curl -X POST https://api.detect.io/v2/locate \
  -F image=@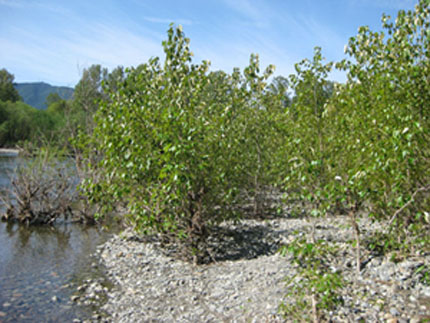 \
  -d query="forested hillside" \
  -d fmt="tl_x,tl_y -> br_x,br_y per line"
14,82 -> 74,110
0,65 -> 118,148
